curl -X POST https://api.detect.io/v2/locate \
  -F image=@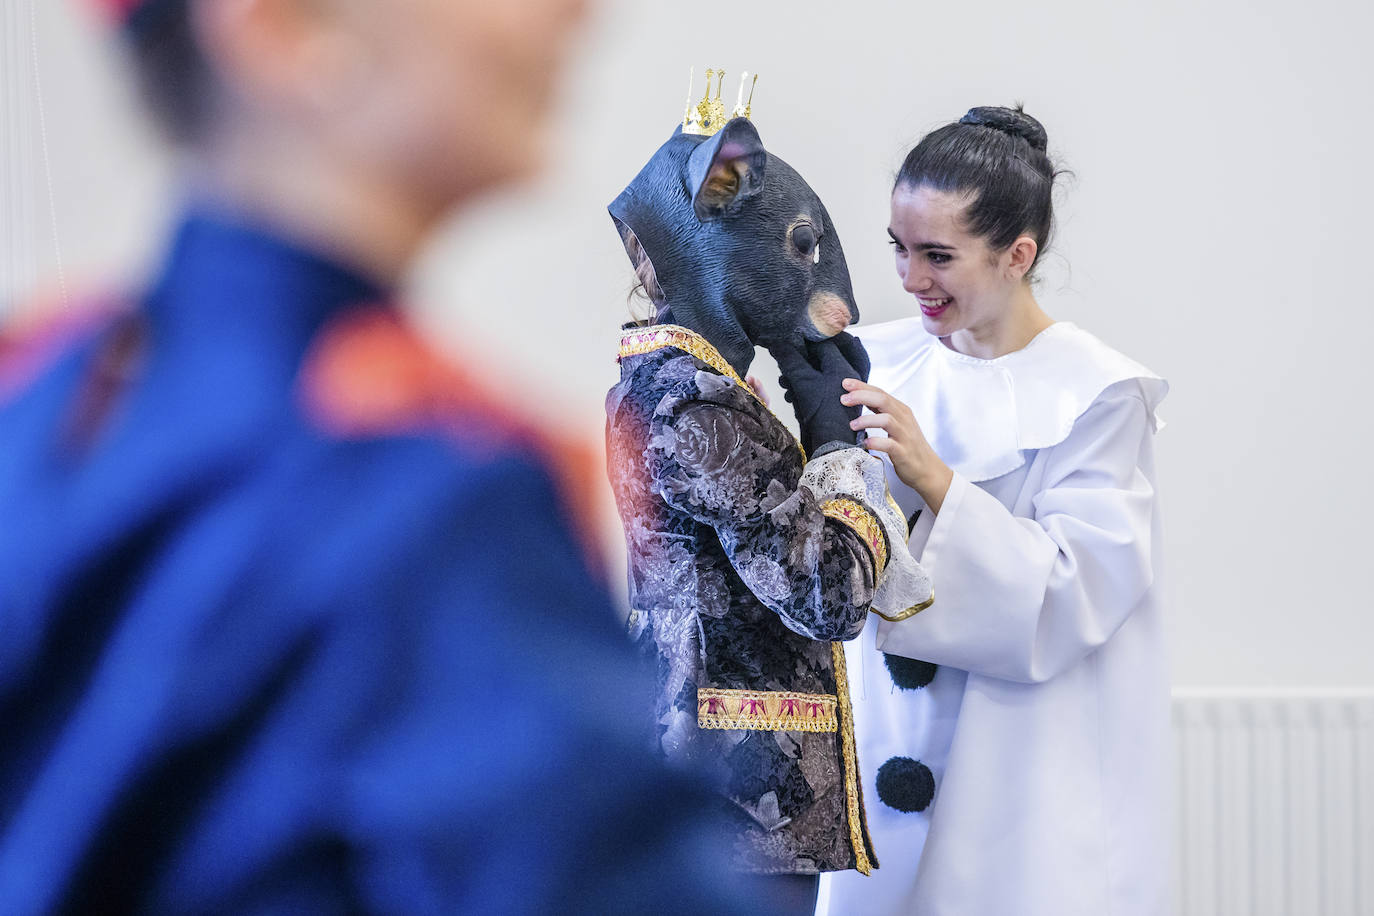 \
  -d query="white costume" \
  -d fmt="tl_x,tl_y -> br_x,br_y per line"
818,320 -> 1170,916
